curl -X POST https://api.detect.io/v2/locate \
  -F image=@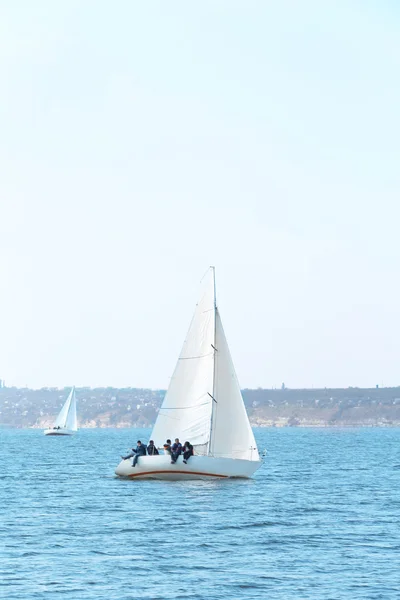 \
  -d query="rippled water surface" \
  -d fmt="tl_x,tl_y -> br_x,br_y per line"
1,427 -> 400,599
